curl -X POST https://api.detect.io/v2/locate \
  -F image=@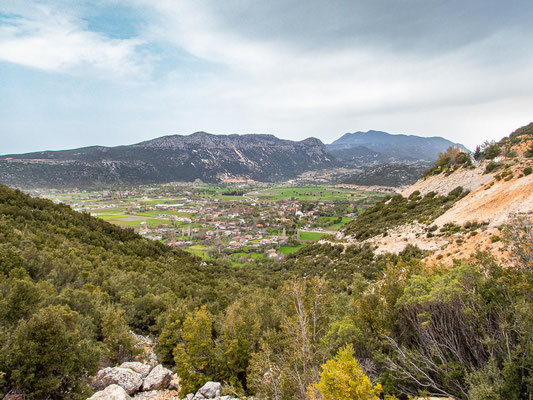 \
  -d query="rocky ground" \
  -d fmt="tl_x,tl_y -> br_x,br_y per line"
340,155 -> 533,266
89,362 -> 240,400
